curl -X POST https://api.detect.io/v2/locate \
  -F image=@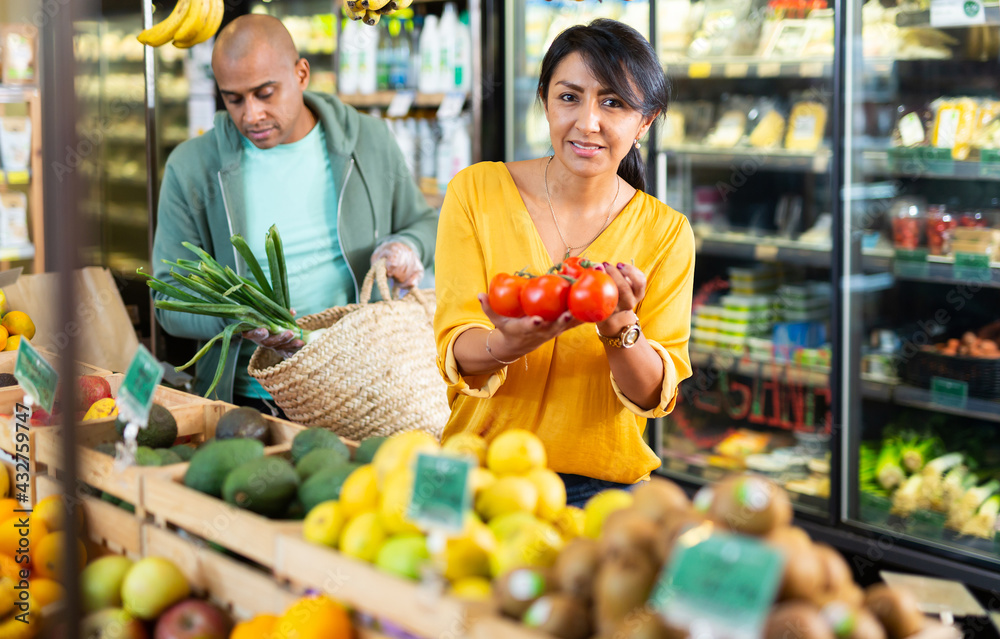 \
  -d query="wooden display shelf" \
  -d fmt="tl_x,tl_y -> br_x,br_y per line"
276,533 -> 492,639
103,373 -> 215,410
339,90 -> 448,109
36,473 -> 143,558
